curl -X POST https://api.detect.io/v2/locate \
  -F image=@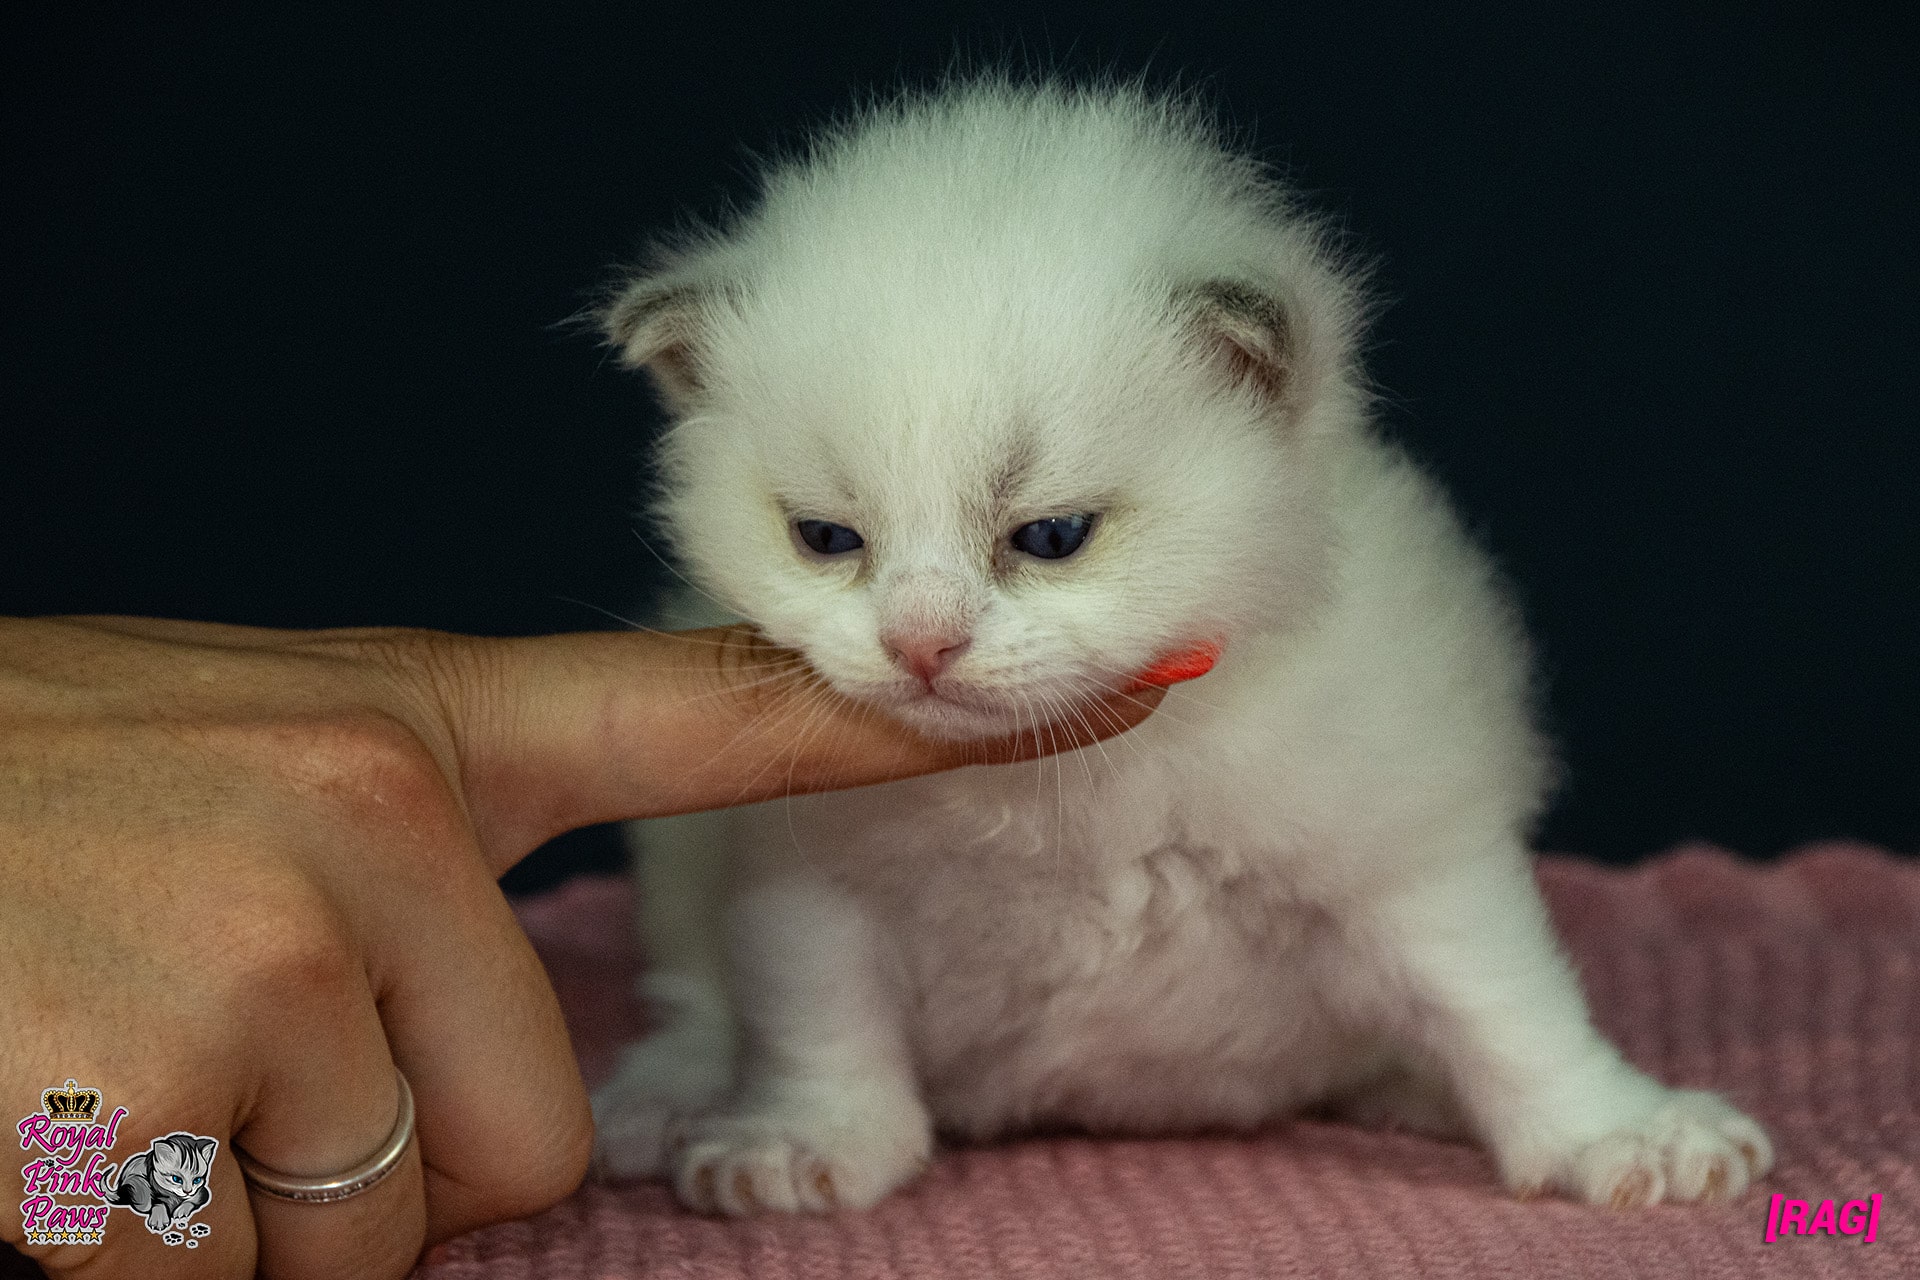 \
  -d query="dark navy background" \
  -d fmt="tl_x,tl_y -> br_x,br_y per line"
3,4 -> 1913,889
